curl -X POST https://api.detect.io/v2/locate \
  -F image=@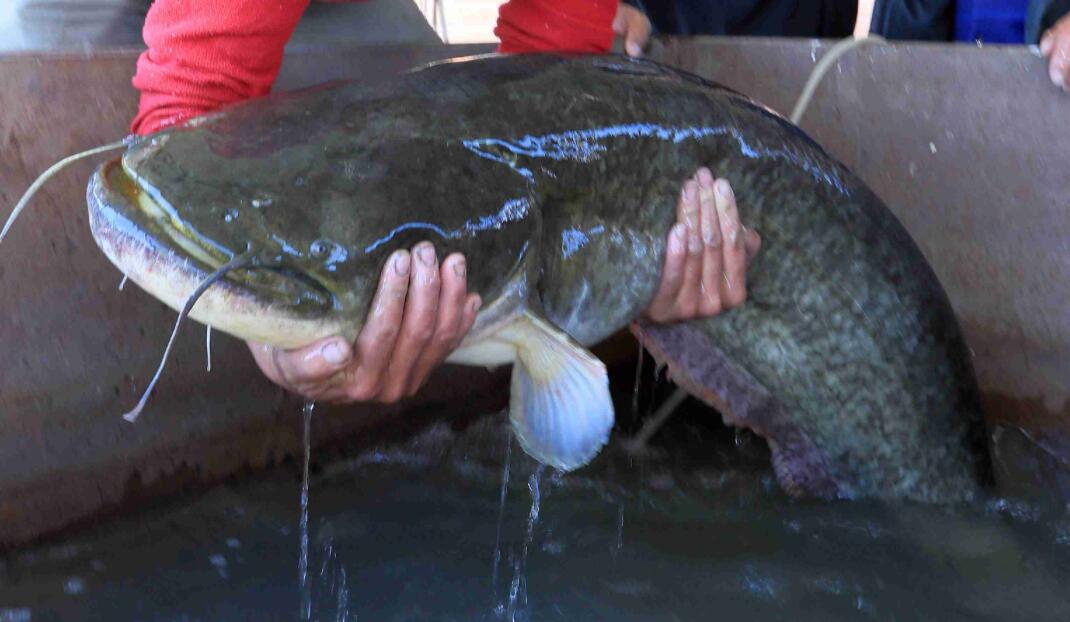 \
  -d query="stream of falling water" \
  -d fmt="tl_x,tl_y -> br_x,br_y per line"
490,436 -> 513,615
614,503 -> 625,559
632,329 -> 645,417
506,466 -> 544,621
299,400 -> 315,621
205,326 -> 213,372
